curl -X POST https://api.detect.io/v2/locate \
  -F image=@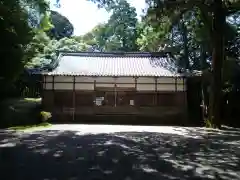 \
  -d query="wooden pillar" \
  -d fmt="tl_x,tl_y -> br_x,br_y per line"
175,77 -> 177,92
134,77 -> 138,106
182,77 -> 188,123
52,76 -> 55,111
183,77 -> 185,91
155,77 -> 158,106
43,75 -> 46,89
40,75 -> 46,109
114,77 -> 117,107
72,76 -> 76,121
93,79 -> 96,106
42,75 -> 46,108
183,77 -> 187,107
134,77 -> 138,90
